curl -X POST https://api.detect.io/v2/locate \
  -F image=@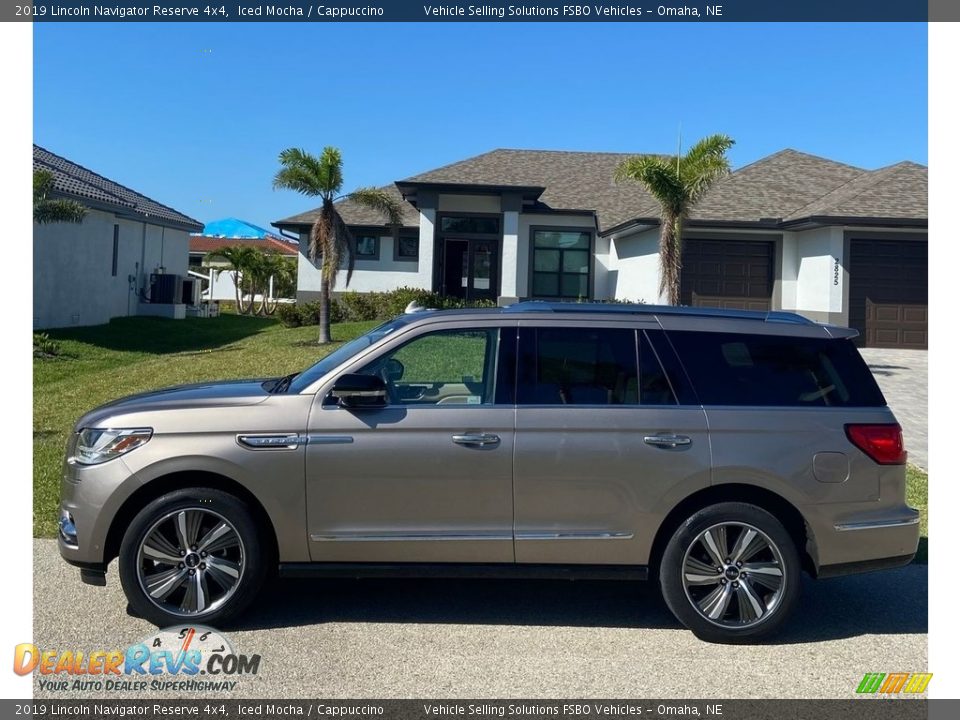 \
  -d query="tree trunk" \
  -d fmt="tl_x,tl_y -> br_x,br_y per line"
233,271 -> 243,313
658,213 -> 684,306
318,275 -> 332,344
